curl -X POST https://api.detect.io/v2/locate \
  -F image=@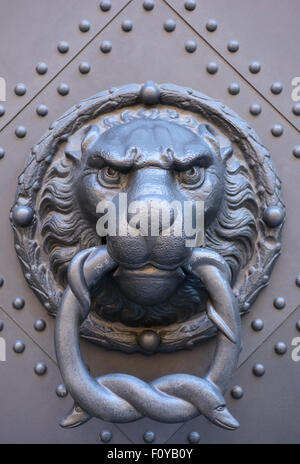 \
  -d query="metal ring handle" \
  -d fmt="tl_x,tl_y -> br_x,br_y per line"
55,246 -> 241,429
